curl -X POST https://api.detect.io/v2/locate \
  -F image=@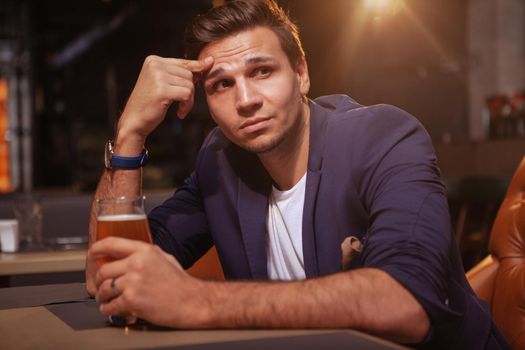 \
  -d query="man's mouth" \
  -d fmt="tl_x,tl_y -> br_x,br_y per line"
239,117 -> 271,133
